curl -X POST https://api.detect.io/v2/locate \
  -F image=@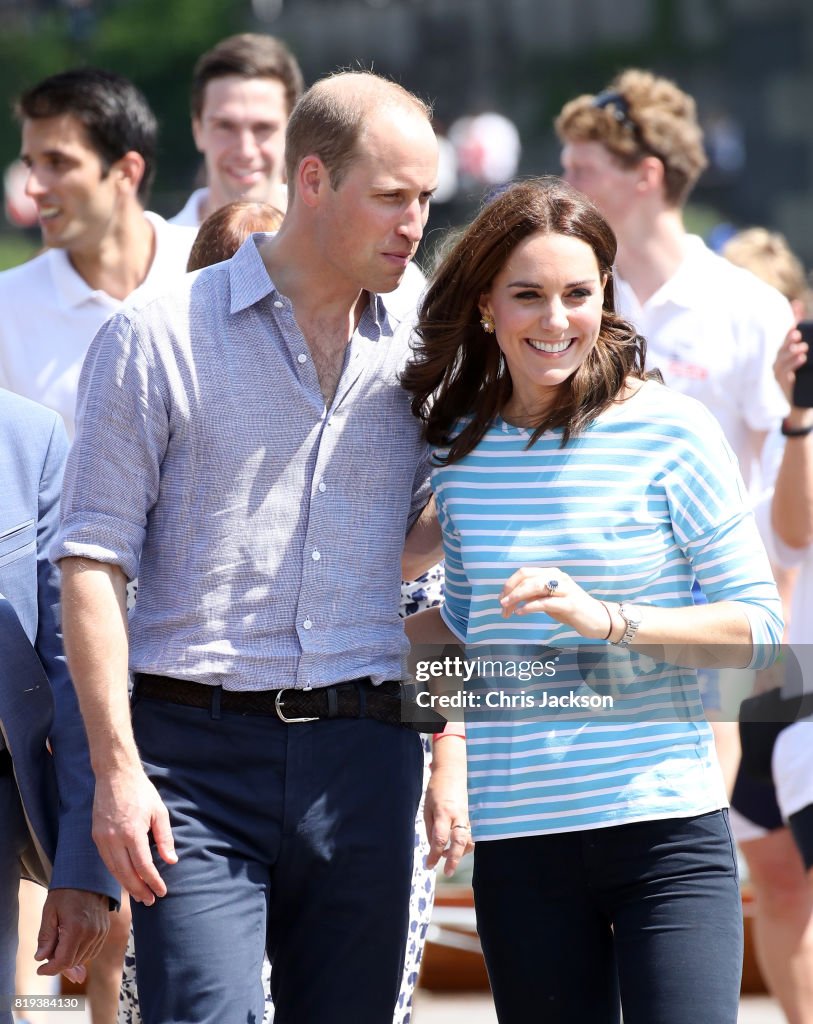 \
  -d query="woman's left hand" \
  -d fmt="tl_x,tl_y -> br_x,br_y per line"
499,567 -> 612,640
